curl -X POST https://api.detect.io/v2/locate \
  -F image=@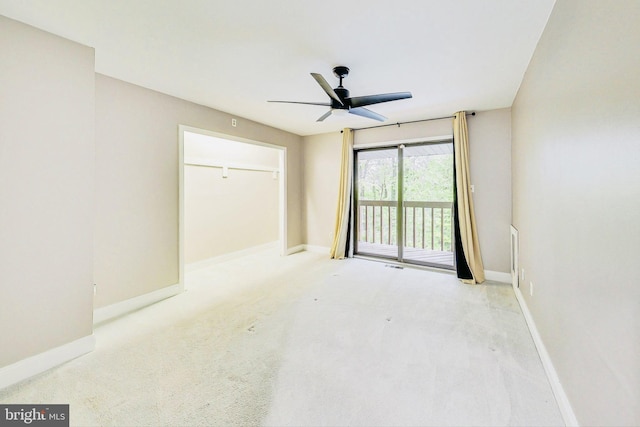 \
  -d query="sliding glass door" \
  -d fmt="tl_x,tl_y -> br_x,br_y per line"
354,142 -> 455,269
401,143 -> 455,267
354,148 -> 399,259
